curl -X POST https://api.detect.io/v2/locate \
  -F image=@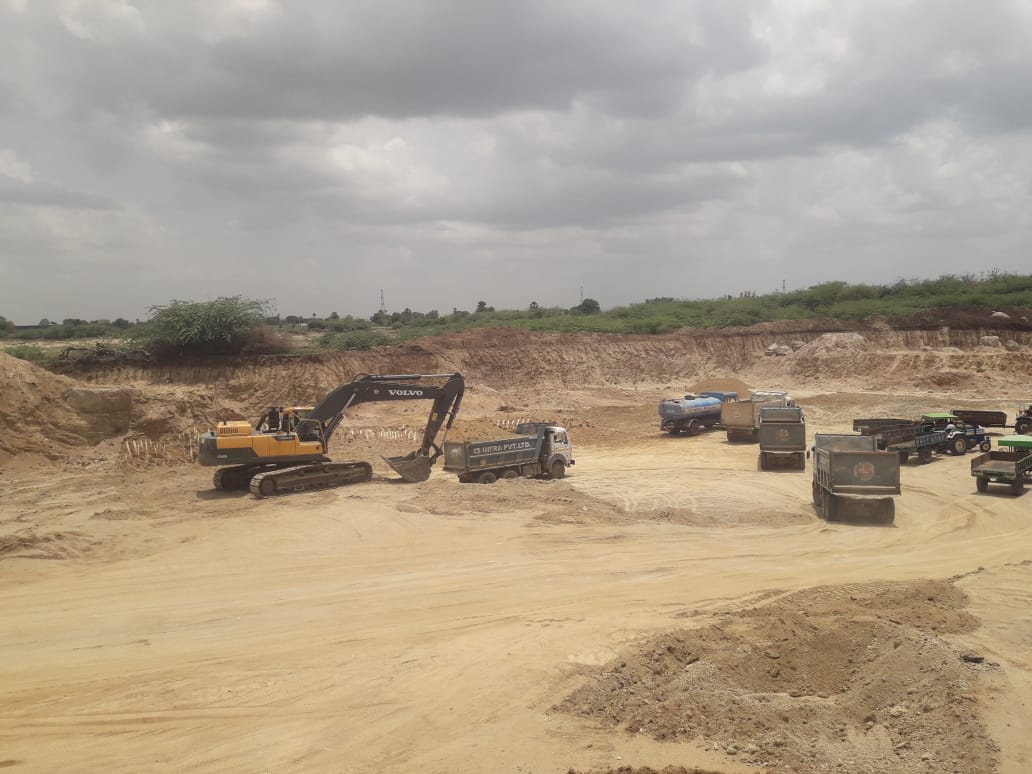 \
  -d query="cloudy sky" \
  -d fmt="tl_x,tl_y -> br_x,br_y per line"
2,0 -> 1032,323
